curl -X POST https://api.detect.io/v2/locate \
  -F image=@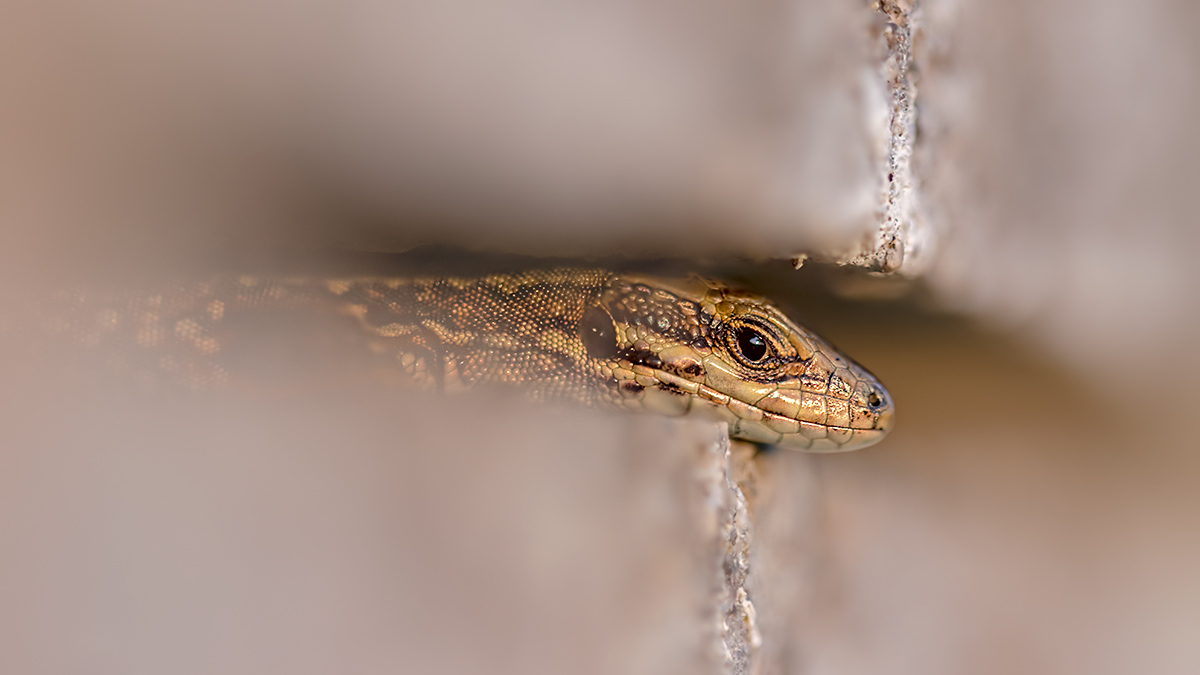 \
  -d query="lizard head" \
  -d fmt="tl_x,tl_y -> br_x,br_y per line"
584,274 -> 894,452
